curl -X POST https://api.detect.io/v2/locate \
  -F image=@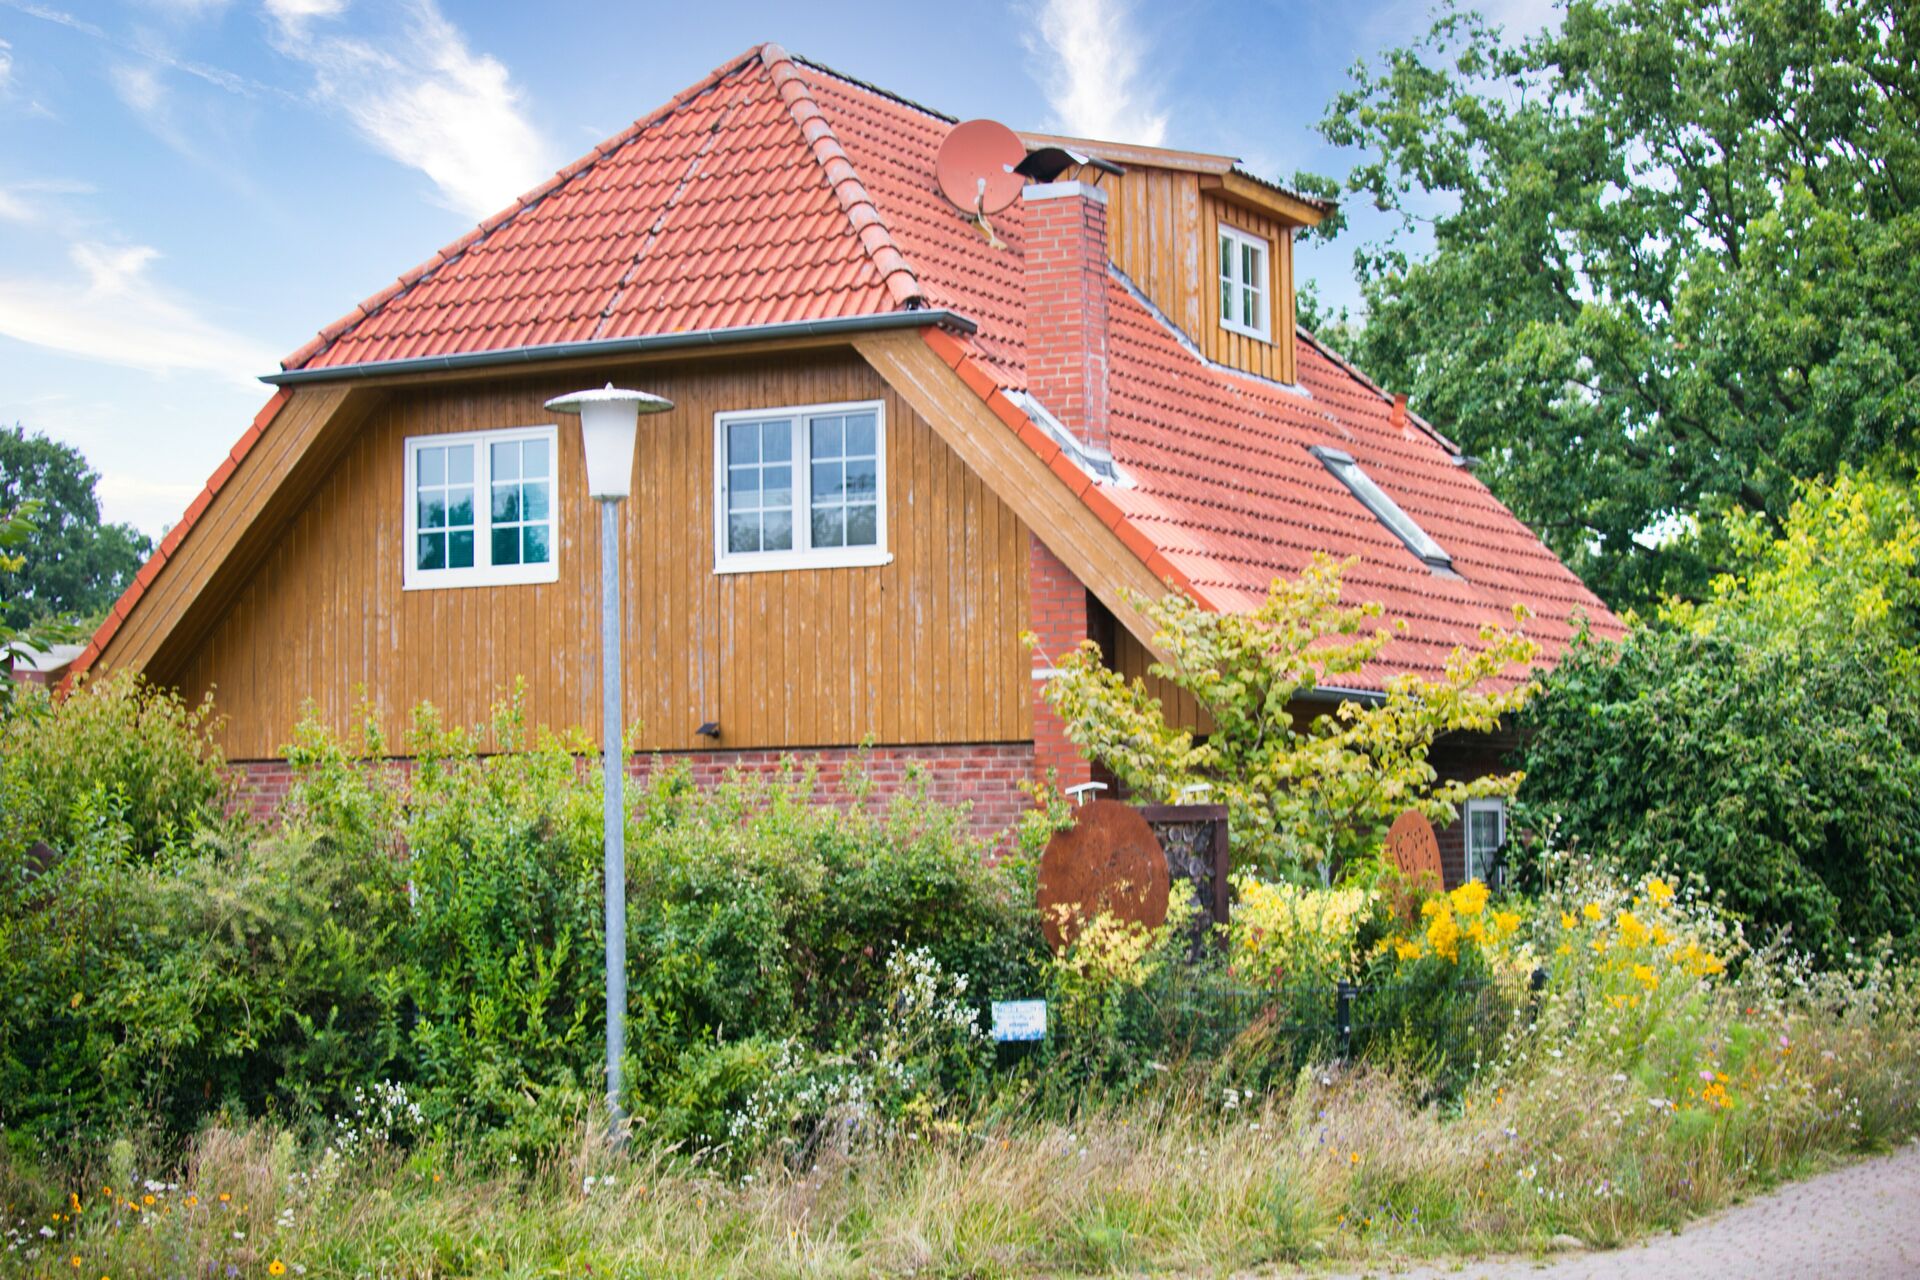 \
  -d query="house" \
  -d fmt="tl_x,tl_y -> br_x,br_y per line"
69,44 -> 1622,883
